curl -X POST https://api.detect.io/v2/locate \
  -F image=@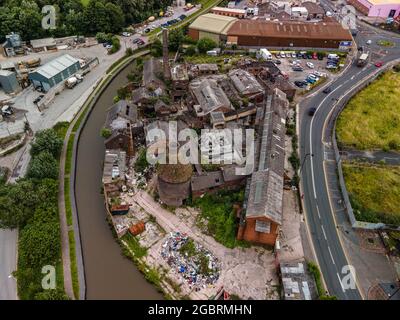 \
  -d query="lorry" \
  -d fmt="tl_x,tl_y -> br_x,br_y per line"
65,76 -> 78,89
357,52 -> 369,67
258,48 -> 272,61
